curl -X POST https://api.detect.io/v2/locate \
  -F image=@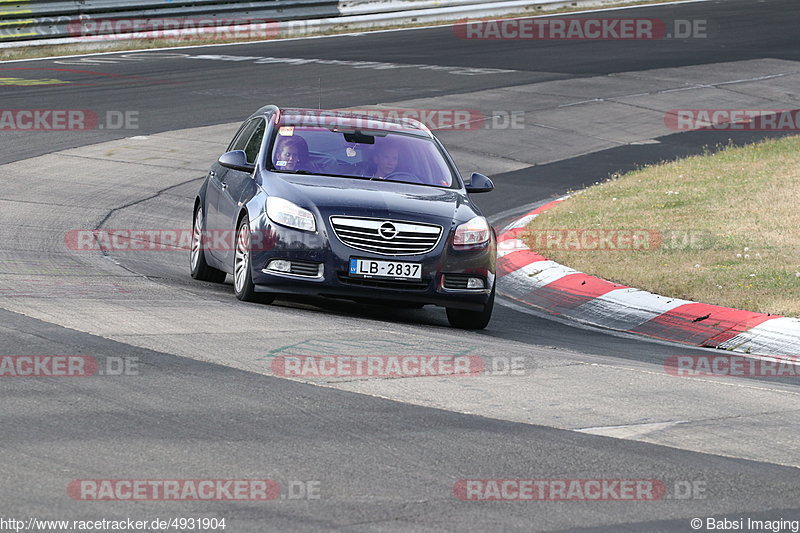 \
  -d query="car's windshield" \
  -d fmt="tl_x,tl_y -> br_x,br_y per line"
267,125 -> 458,188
